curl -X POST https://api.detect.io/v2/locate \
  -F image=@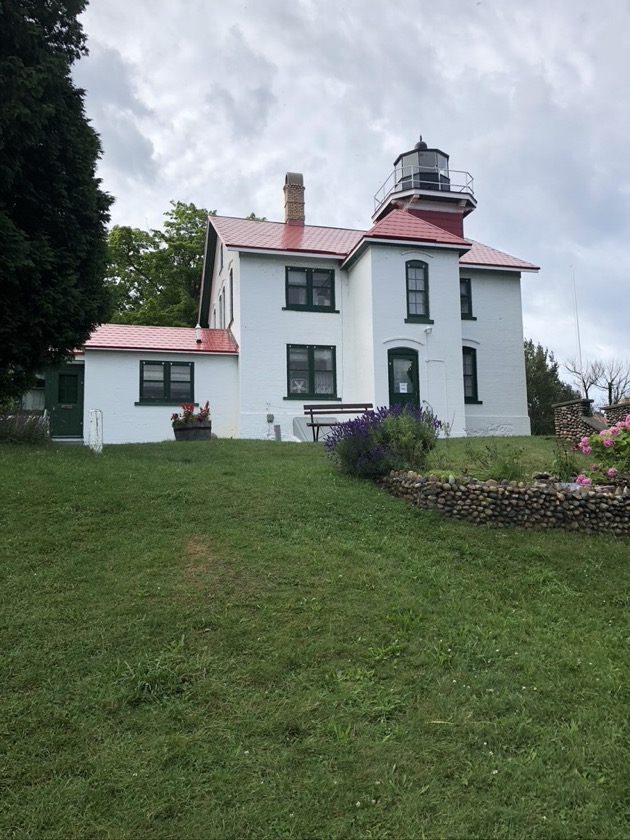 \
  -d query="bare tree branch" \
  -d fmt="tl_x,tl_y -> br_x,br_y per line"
563,358 -> 604,399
